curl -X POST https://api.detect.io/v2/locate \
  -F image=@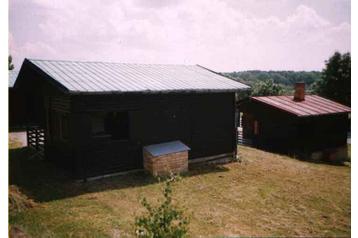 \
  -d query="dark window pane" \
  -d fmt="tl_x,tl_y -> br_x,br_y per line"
91,111 -> 129,140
